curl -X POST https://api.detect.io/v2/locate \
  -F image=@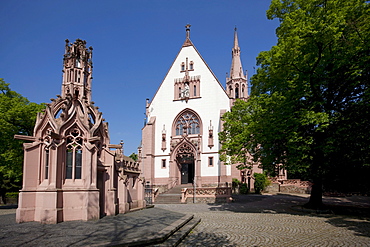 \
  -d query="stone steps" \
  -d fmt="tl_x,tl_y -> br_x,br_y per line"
154,184 -> 192,204
154,194 -> 182,204
152,216 -> 201,246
